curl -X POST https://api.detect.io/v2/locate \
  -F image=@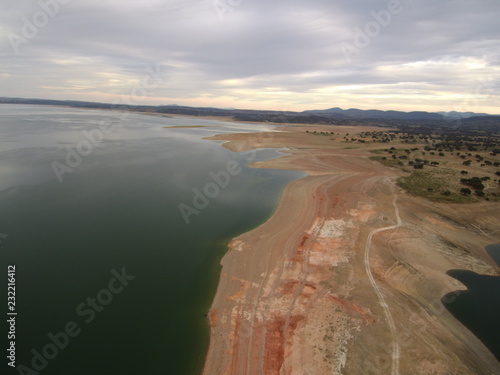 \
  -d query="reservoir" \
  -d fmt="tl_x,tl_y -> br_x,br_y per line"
486,244 -> 500,267
442,245 -> 500,361
0,104 -> 302,374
